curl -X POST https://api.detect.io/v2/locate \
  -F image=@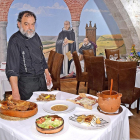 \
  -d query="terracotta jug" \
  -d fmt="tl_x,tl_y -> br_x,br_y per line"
97,90 -> 122,113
